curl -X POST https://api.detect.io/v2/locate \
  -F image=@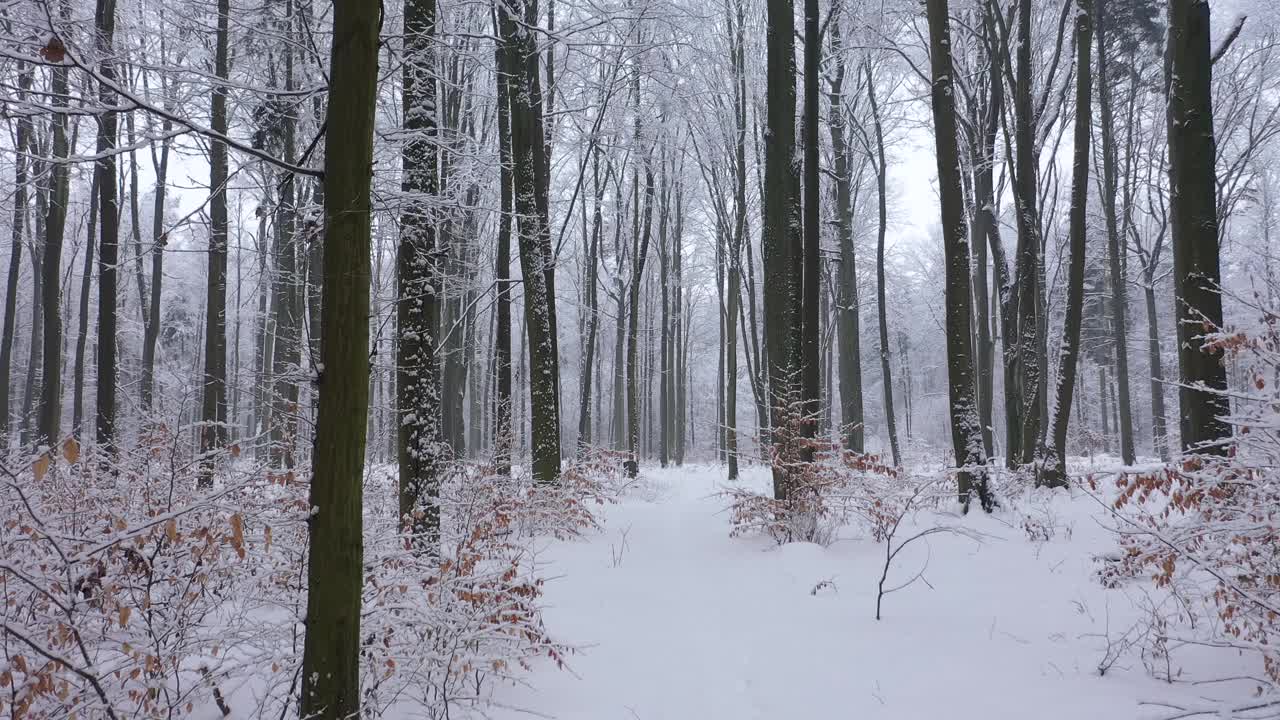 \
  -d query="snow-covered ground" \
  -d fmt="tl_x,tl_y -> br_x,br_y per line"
492,464 -> 1244,719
